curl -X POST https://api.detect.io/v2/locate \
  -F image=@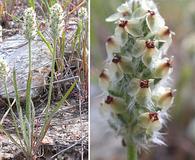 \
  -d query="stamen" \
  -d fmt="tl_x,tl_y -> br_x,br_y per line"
112,55 -> 121,64
145,40 -> 155,49
119,20 -> 128,28
99,69 -> 109,80
140,80 -> 149,88
149,112 -> 159,122
105,96 -> 114,104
